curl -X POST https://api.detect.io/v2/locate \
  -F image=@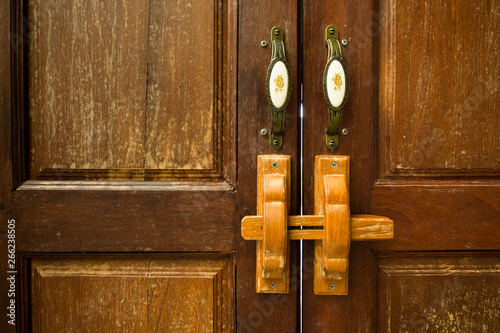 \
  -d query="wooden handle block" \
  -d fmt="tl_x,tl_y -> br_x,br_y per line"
261,174 -> 287,278
241,214 -> 394,240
